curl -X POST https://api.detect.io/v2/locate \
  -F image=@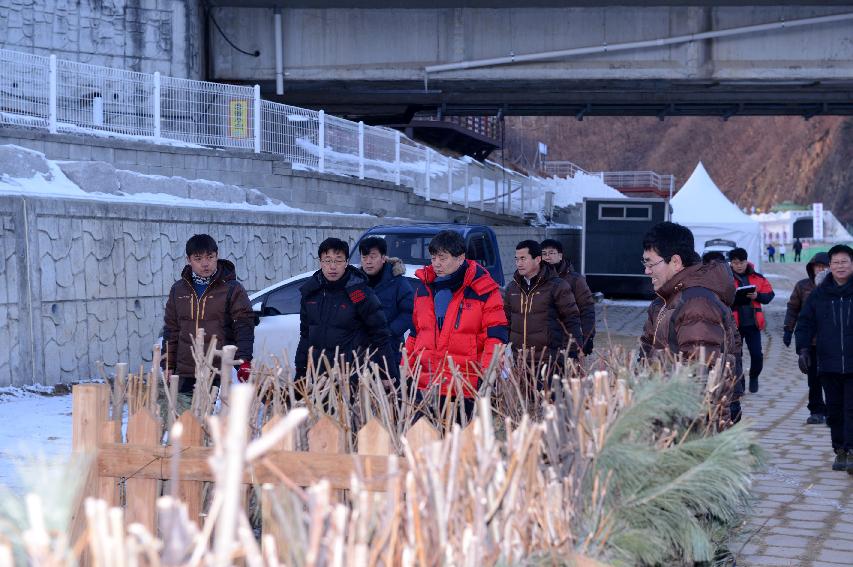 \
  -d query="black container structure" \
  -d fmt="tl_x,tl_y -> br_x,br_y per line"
581,198 -> 668,298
